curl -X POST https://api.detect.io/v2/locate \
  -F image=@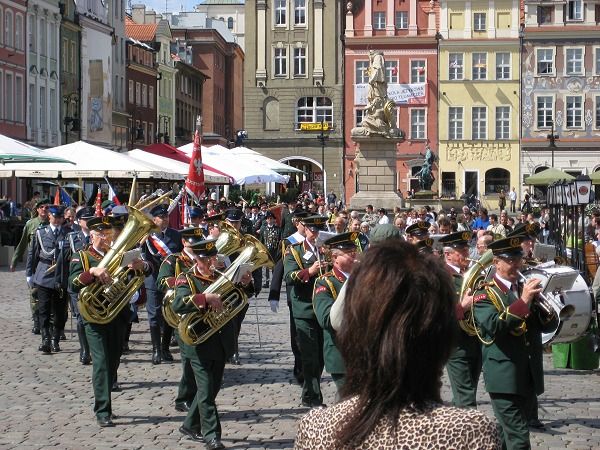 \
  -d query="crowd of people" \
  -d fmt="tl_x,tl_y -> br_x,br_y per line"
10,185 -> 600,449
